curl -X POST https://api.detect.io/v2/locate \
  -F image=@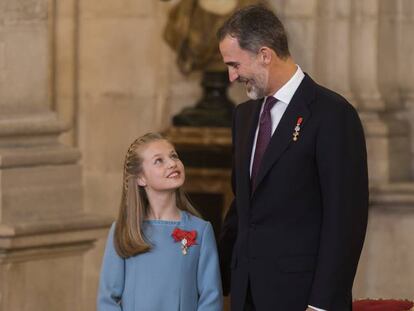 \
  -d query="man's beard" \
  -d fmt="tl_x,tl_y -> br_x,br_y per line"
238,71 -> 267,100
